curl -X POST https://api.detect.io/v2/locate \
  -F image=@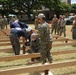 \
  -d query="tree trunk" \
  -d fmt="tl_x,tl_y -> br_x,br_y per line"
27,9 -> 31,21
